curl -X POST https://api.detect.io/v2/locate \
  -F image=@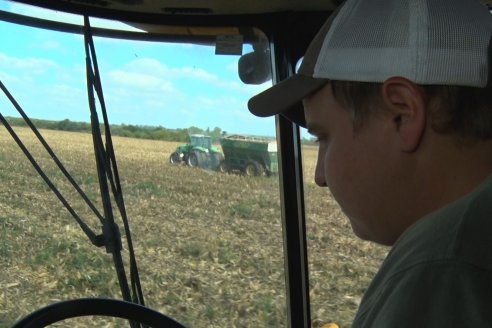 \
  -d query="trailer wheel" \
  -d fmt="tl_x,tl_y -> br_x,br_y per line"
244,160 -> 264,176
169,152 -> 181,164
